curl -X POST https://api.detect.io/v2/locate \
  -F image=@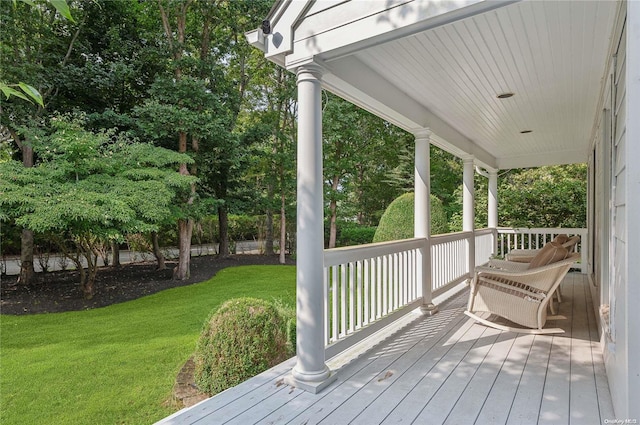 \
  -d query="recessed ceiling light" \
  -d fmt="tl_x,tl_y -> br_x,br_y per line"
497,92 -> 514,99
520,130 -> 532,134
